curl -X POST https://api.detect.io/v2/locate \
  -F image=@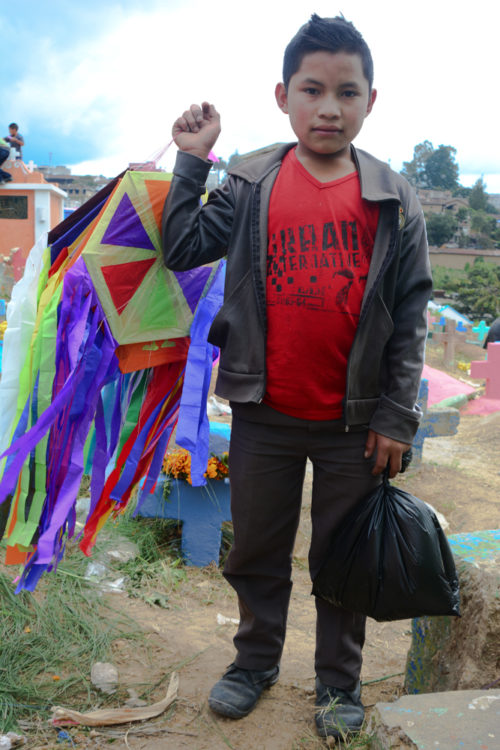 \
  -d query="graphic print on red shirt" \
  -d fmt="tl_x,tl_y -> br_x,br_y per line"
264,149 -> 380,420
